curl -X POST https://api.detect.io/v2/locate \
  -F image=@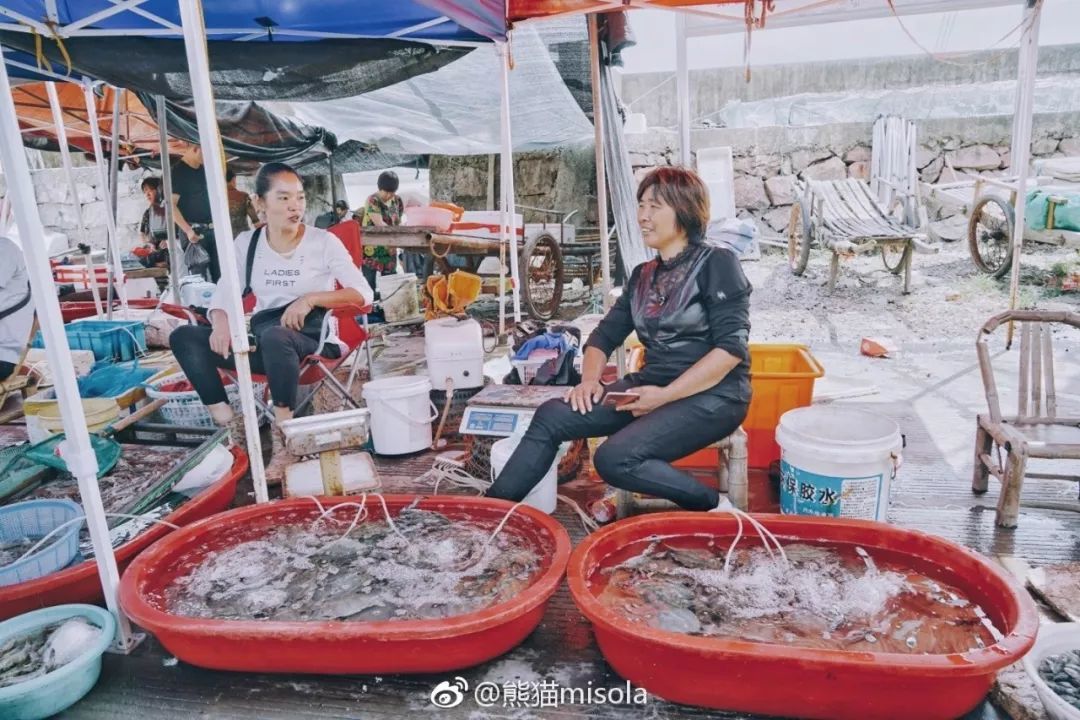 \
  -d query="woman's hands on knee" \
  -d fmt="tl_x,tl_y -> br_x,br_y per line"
565,379 -> 604,414
209,324 -> 232,359
281,296 -> 314,331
